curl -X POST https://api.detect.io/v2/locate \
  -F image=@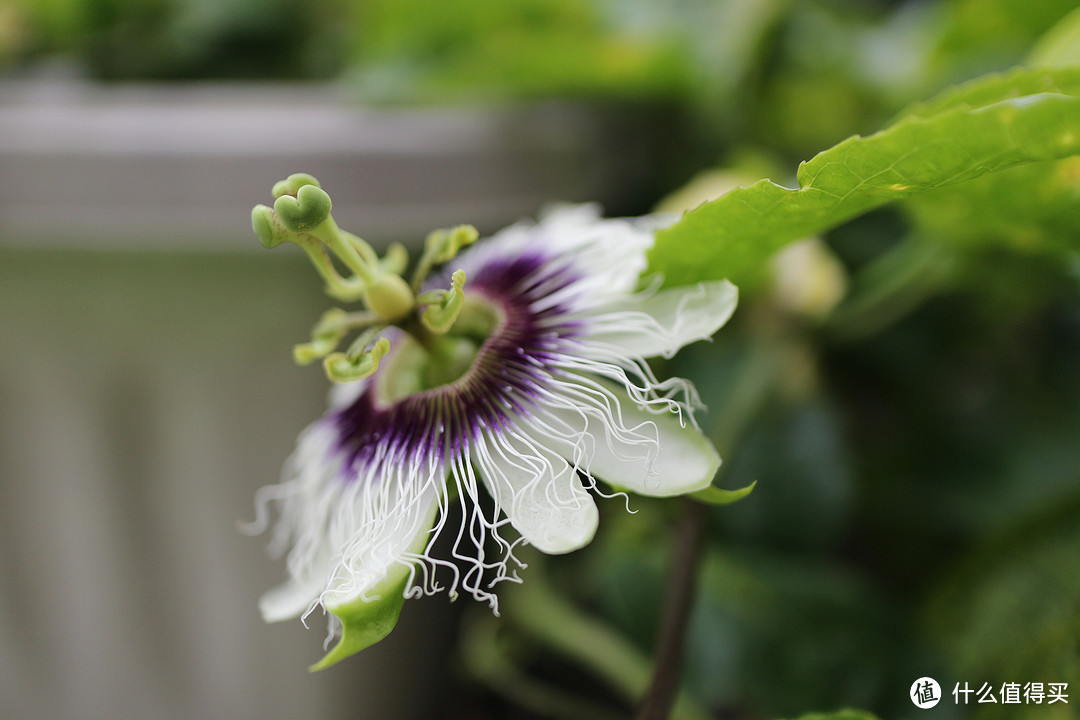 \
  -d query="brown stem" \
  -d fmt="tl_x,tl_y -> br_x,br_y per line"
635,499 -> 709,720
